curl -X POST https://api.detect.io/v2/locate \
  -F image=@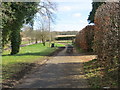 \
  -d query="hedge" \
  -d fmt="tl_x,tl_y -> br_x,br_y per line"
75,25 -> 94,52
94,2 -> 119,70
